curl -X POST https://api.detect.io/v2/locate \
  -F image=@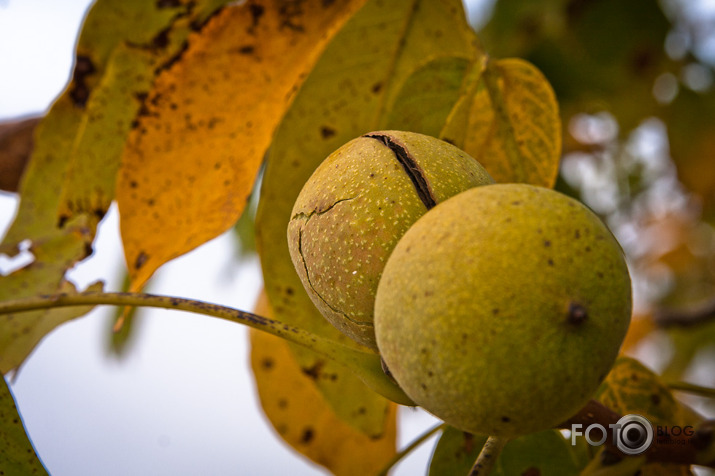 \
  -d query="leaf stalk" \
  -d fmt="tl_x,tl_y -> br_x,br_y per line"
0,291 -> 414,405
